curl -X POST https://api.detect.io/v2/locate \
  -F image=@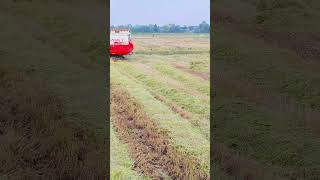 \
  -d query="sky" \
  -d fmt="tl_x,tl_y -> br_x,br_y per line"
111,0 -> 210,26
